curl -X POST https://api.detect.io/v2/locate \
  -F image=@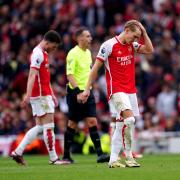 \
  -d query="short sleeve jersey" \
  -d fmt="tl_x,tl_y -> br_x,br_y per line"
66,45 -> 92,90
96,36 -> 141,99
30,46 -> 52,97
